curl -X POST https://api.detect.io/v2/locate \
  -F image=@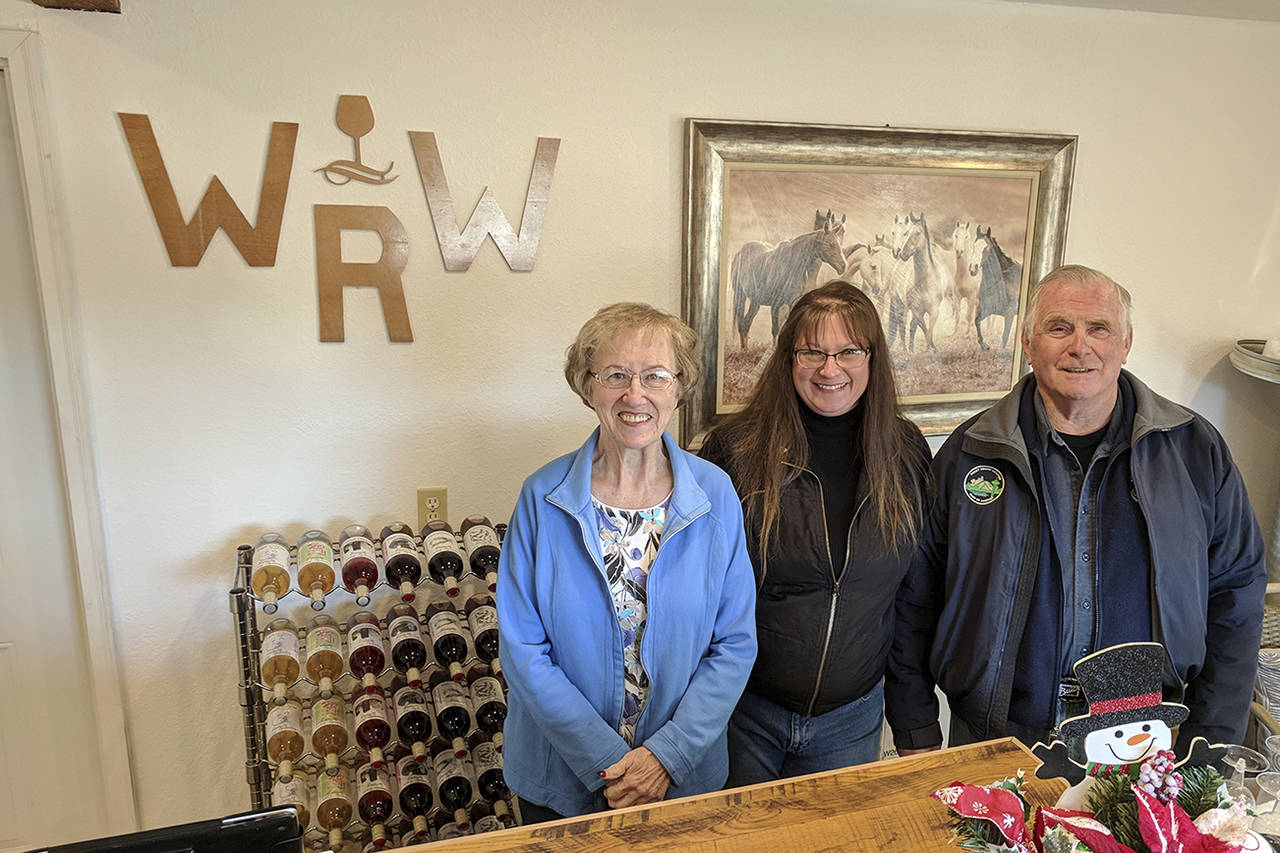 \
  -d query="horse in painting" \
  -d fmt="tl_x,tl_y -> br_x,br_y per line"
731,216 -> 846,349
892,212 -> 953,351
950,221 -> 981,338
804,210 -> 847,291
971,226 -> 1023,350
